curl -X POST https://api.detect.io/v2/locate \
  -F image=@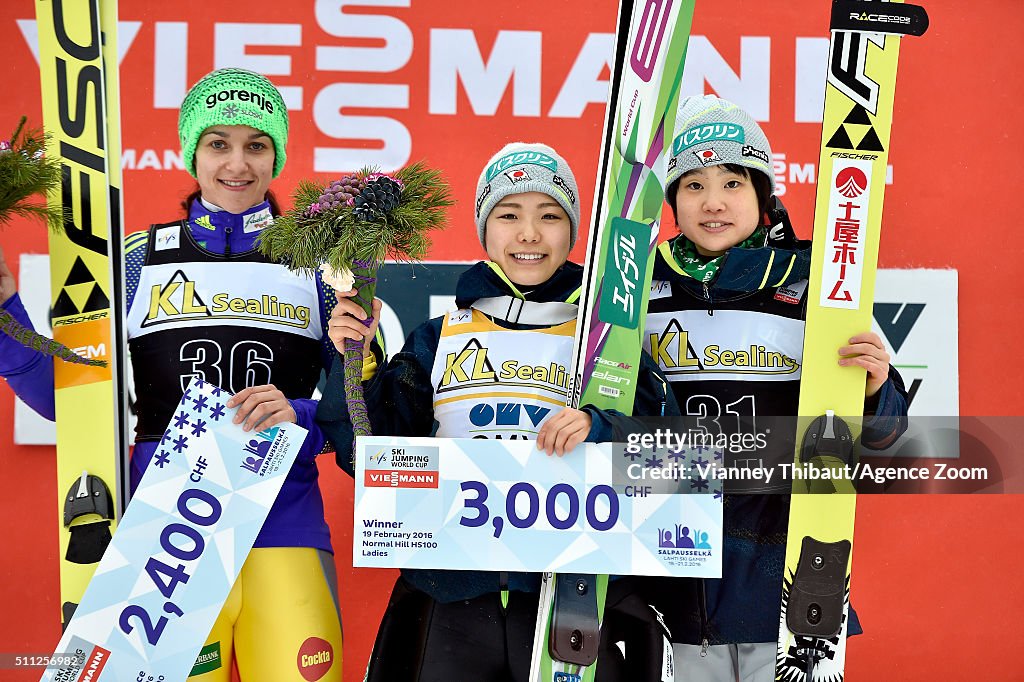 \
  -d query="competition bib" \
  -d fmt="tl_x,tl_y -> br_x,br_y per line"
431,309 -> 575,439
644,308 -> 804,383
